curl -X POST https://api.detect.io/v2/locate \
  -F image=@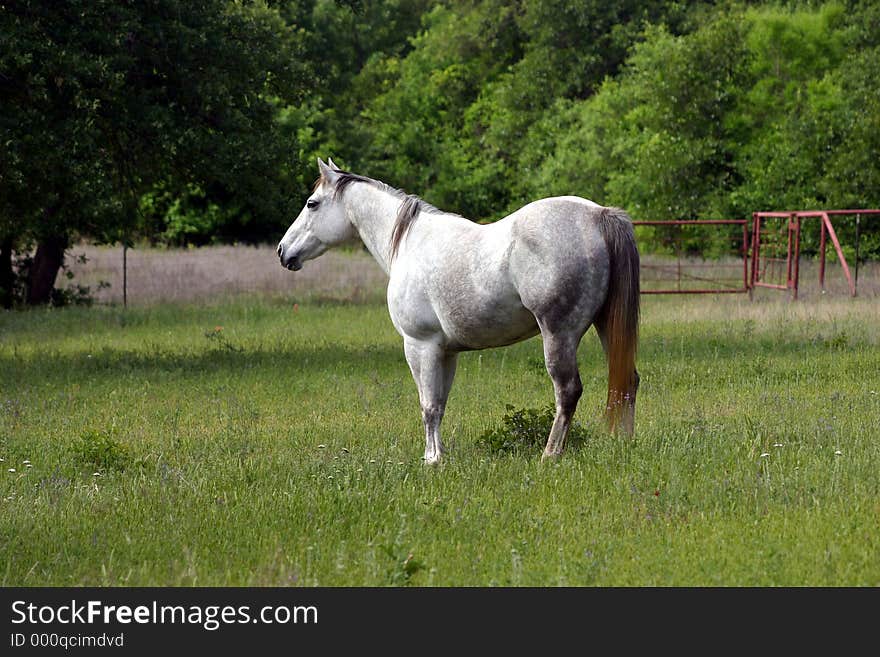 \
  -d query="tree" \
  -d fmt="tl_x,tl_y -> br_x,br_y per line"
357,0 -> 524,217
352,0 -> 696,220
730,2 -> 848,215
528,13 -> 751,224
275,0 -> 432,198
526,1 -> 879,256
0,0 -> 310,305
